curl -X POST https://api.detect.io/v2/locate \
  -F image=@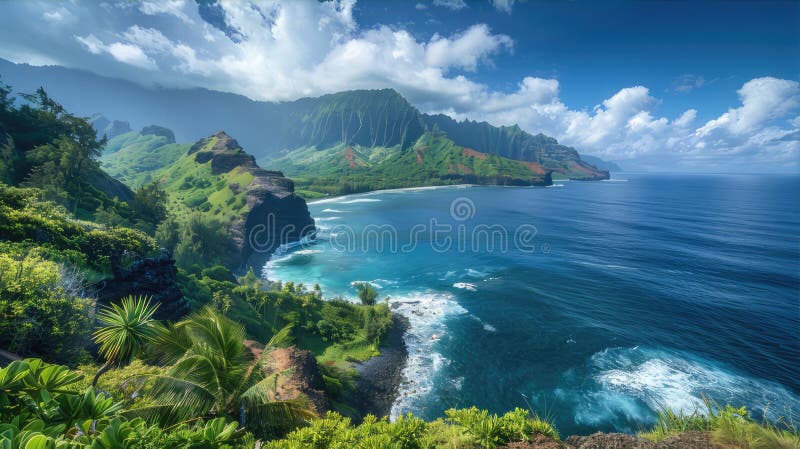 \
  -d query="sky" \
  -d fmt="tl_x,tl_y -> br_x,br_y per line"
0,0 -> 798,172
